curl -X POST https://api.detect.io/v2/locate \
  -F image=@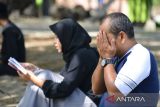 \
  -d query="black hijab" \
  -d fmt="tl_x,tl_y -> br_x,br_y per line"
49,18 -> 91,62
